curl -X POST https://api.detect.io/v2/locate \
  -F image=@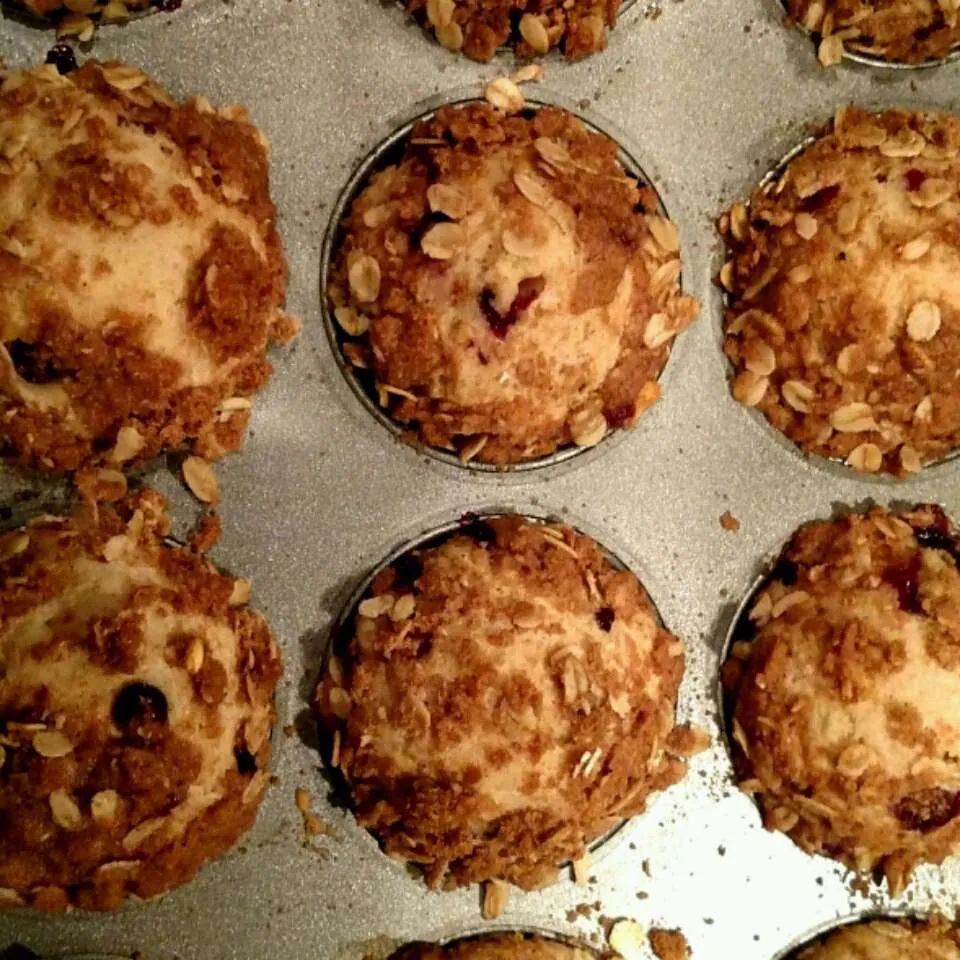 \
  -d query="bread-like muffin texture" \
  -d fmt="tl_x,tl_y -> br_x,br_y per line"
390,933 -> 605,960
404,0 -> 620,61
723,504 -> 960,894
9,0 -> 168,42
315,515 -> 693,890
797,918 -> 960,960
328,102 -> 697,466
720,108 -> 960,476
0,61 -> 297,473
788,0 -> 960,65
0,489 -> 279,911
